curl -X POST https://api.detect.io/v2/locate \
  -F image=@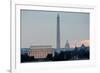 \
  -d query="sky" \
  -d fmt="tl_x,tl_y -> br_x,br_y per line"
20,10 -> 89,48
